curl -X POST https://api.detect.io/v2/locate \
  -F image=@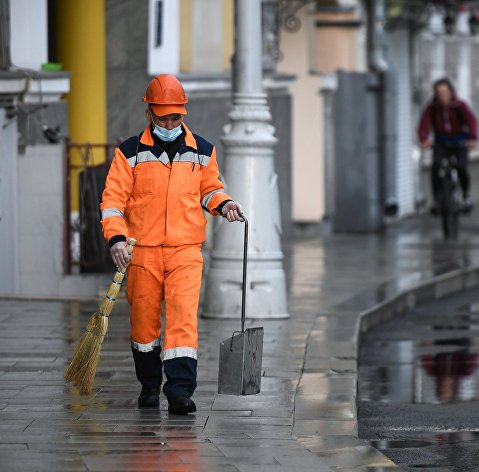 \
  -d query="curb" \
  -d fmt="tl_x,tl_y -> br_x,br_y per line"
358,264 -> 479,337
